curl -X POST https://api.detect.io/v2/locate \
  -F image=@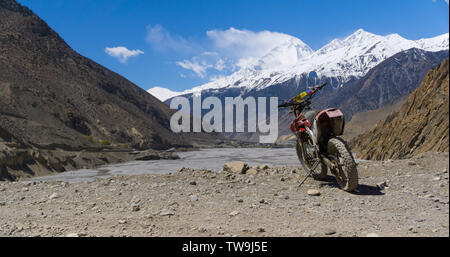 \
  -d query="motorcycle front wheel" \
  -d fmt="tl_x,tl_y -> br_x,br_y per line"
295,137 -> 327,180
327,137 -> 358,192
